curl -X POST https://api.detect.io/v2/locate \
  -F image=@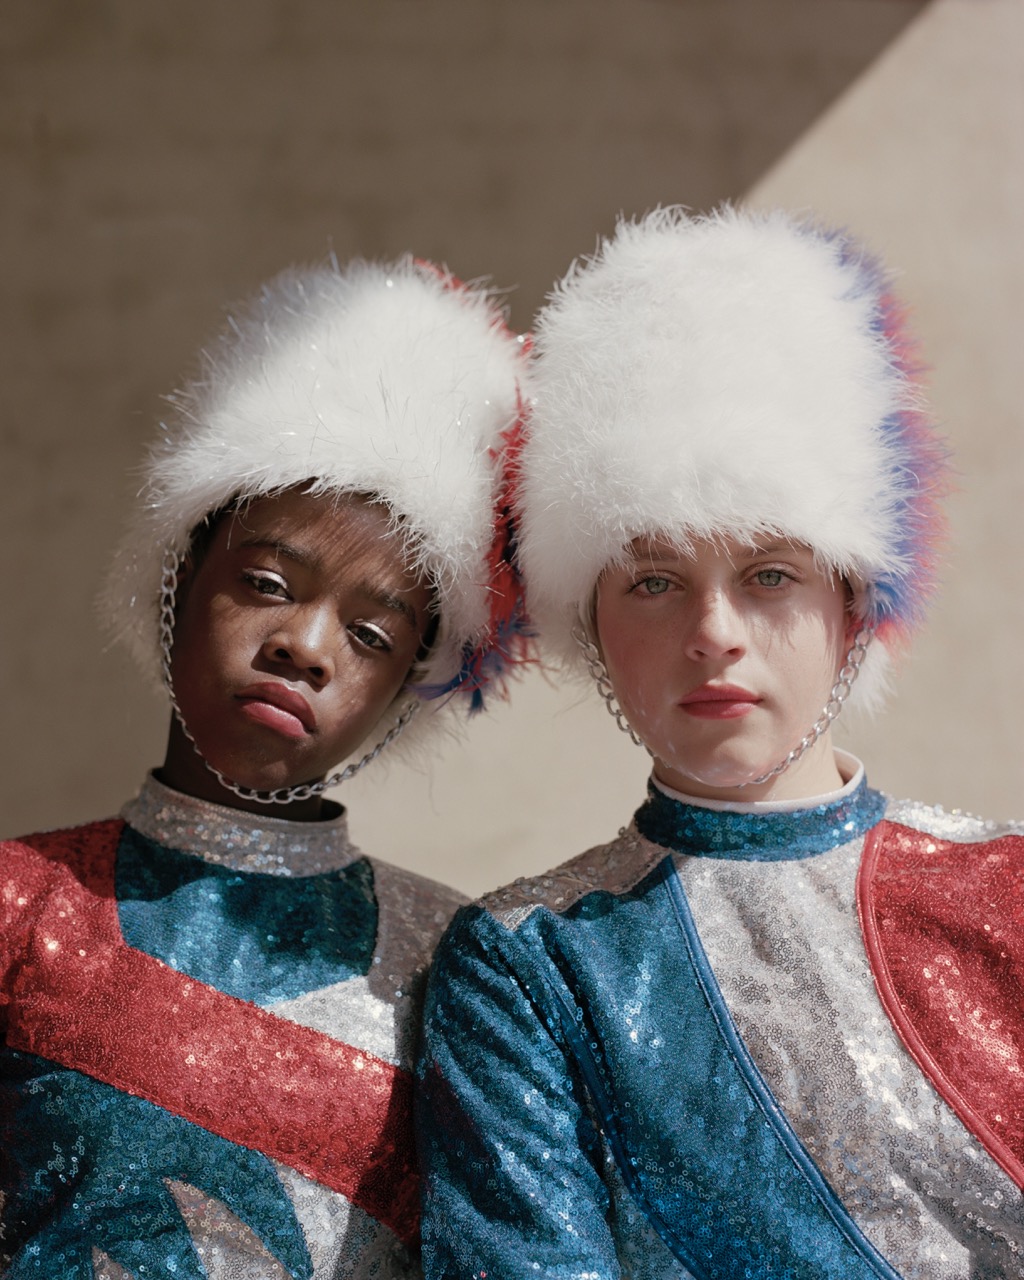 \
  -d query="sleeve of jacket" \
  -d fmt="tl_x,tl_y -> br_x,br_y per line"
0,837 -> 54,1033
416,903 -> 621,1280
